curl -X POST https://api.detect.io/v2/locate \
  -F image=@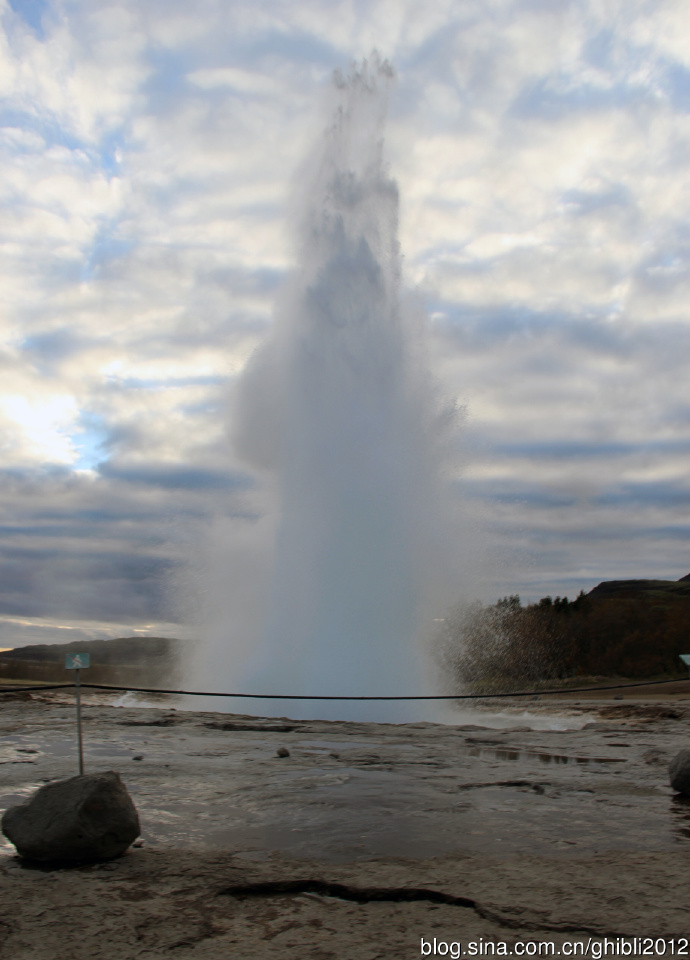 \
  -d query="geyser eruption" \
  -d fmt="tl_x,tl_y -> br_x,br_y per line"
192,57 -> 461,721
